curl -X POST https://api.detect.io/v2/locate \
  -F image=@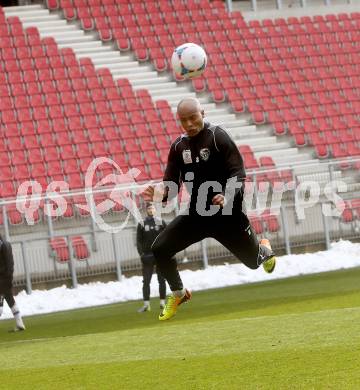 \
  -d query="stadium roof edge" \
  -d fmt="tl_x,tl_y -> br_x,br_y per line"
235,2 -> 360,22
